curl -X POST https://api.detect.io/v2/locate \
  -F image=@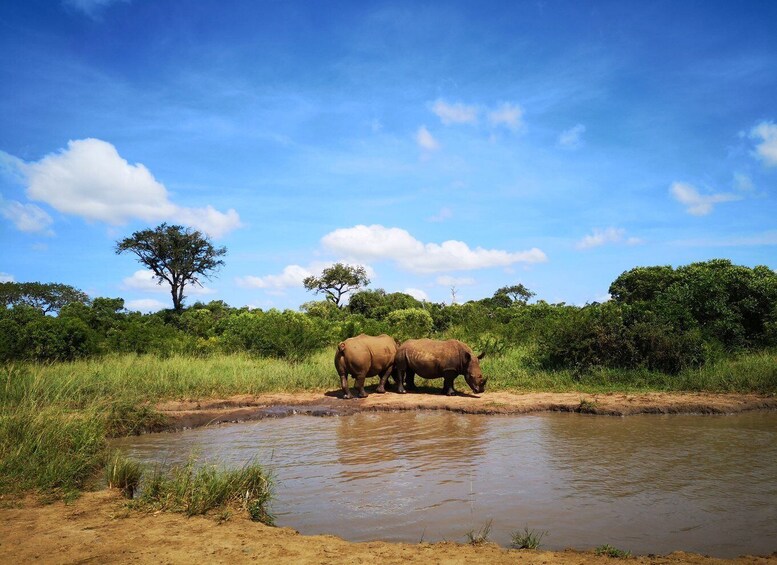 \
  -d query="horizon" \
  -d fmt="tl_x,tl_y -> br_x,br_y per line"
1,1 -> 776,312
